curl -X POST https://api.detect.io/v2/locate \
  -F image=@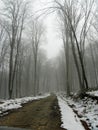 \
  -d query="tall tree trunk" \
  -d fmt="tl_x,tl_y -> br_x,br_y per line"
8,44 -> 14,99
70,23 -> 89,90
63,35 -> 70,96
70,32 -> 83,91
